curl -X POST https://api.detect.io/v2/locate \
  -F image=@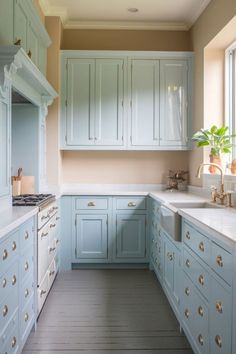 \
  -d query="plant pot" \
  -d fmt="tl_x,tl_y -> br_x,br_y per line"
209,155 -> 221,174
